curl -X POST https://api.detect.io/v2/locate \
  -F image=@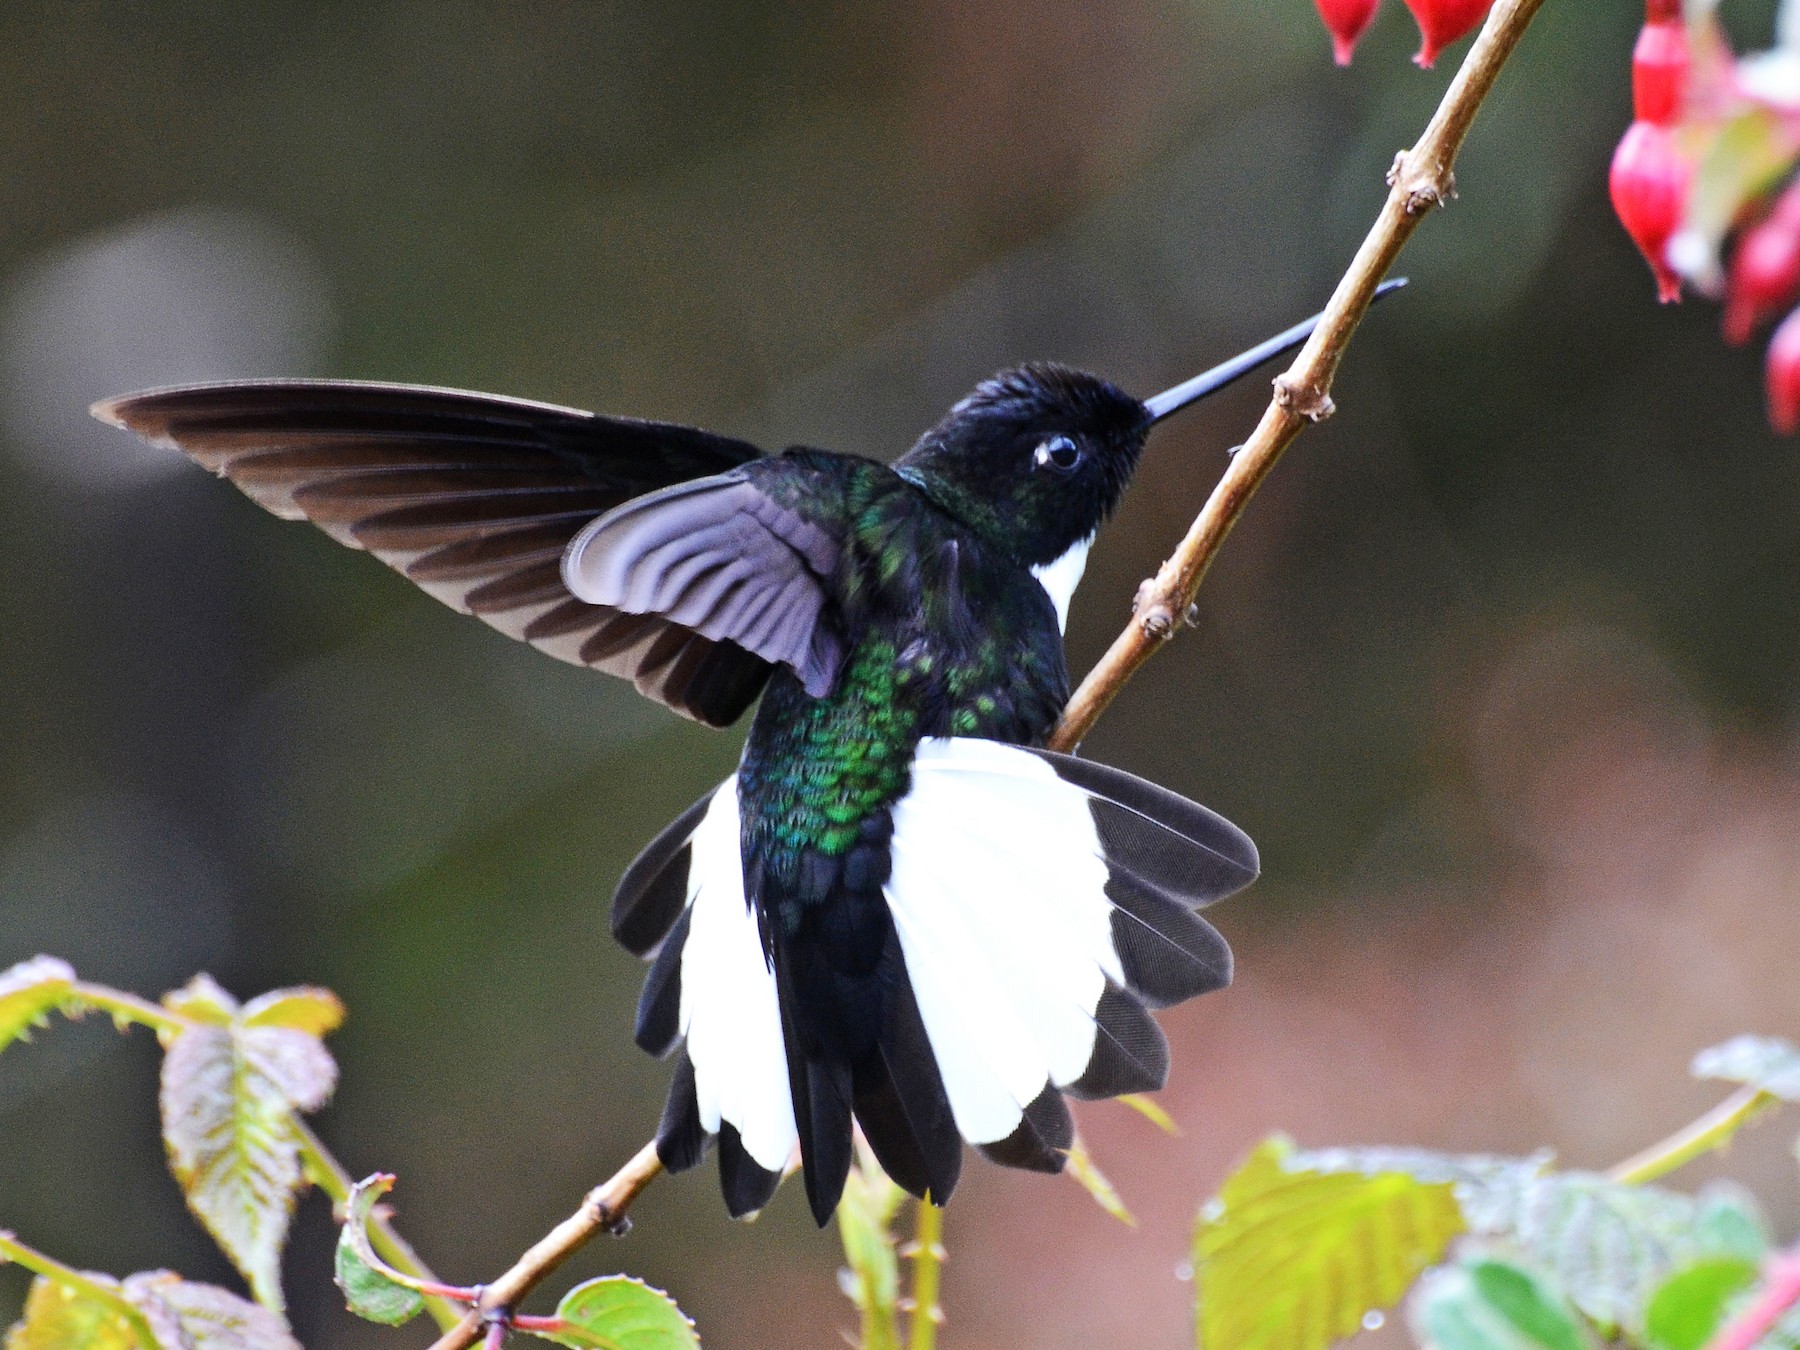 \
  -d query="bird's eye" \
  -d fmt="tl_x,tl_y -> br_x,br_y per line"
1033,435 -> 1083,472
